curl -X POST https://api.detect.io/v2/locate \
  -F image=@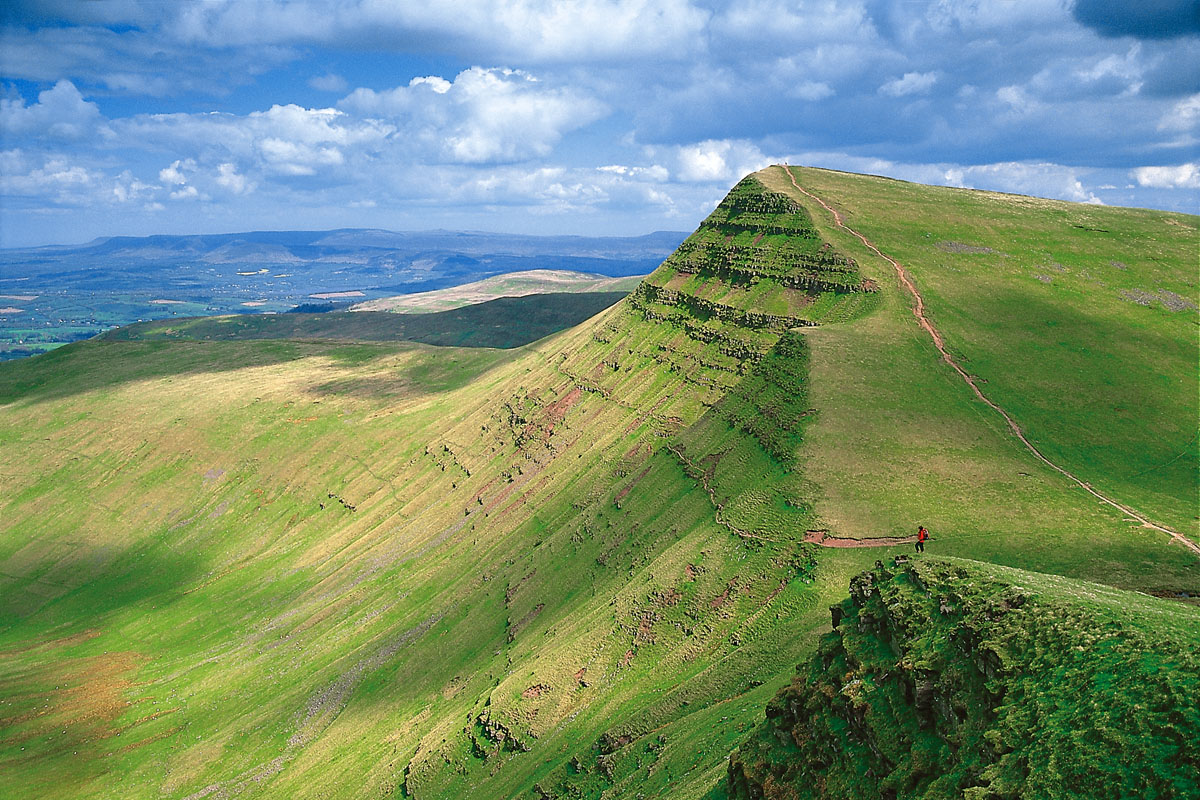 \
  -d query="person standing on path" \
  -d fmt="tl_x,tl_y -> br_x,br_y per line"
916,526 -> 928,553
